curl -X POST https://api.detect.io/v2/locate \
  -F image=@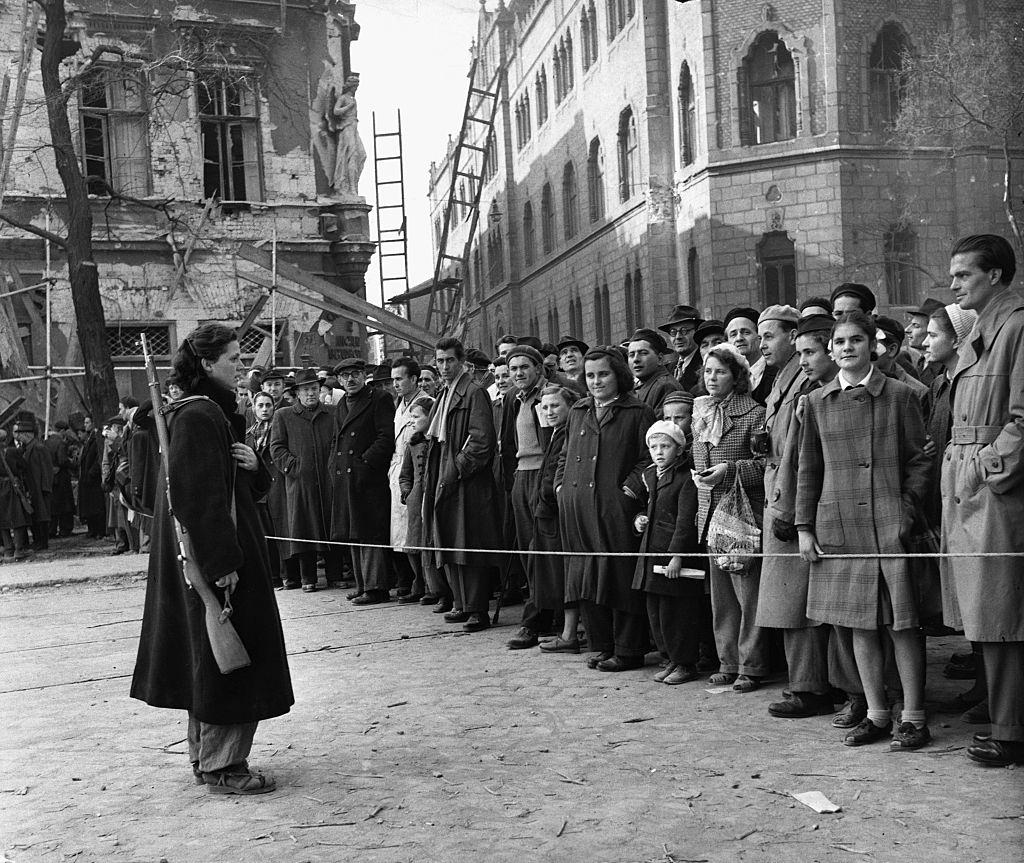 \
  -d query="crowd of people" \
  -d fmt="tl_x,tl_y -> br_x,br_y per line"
19,233 -> 1024,796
